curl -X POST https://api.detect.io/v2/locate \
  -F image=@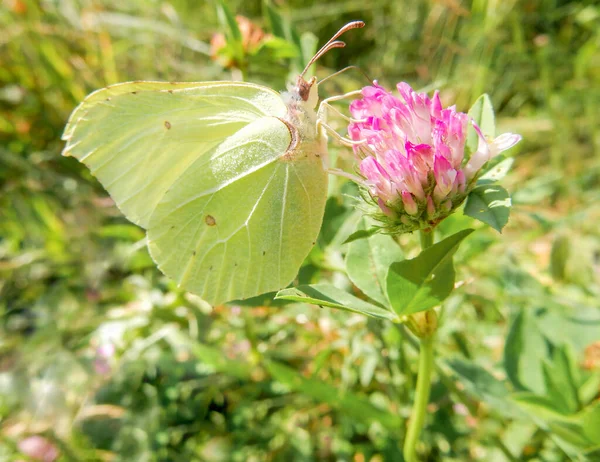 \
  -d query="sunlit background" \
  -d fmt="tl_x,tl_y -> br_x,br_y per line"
1,1 -> 599,461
